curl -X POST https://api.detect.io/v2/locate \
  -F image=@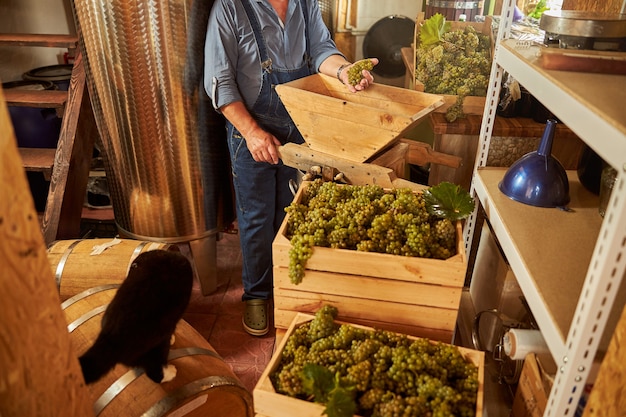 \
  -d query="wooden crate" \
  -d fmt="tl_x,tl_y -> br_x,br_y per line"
272,183 -> 468,343
254,313 -> 485,417
413,12 -> 494,115
275,73 -> 444,163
